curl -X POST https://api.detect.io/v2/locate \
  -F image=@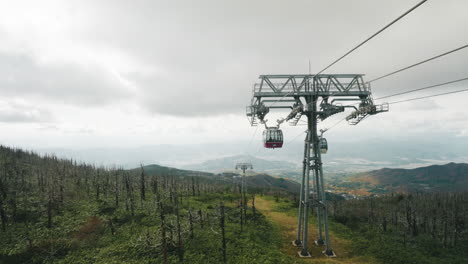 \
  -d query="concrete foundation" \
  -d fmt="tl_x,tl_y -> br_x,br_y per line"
292,240 -> 302,247
323,250 -> 337,258
298,251 -> 312,258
